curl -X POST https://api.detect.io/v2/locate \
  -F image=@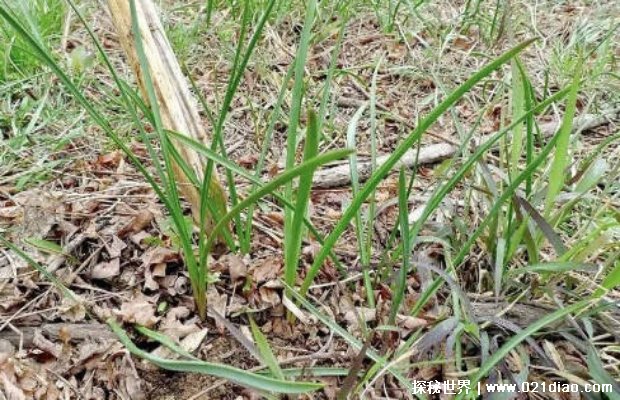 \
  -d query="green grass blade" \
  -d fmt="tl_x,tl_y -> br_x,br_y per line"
364,59 -> 381,270
0,236 -> 78,303
243,64 -> 295,250
300,39 -> 538,297
0,3 -> 168,208
411,99 -> 576,317
205,149 -> 353,255
202,0 -> 278,252
510,57 -> 525,180
284,0 -> 316,252
595,259 -> 620,297
135,325 -> 199,360
317,19 -> 346,129
128,0 -> 204,318
389,168 -> 410,324
108,320 -> 322,394
586,346 -> 620,399
515,196 -> 567,255
544,58 -> 582,216
248,316 -> 285,380
346,102 -> 375,304
507,262 -> 593,276
285,109 -> 320,294
515,59 -> 536,195
167,129 -> 347,274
